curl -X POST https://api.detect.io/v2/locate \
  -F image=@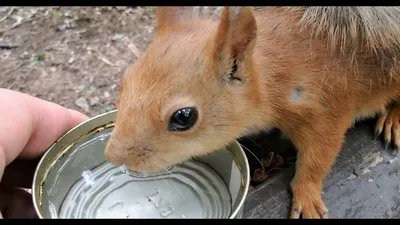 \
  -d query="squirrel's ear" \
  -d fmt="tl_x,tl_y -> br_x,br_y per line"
156,7 -> 195,36
213,7 -> 257,60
